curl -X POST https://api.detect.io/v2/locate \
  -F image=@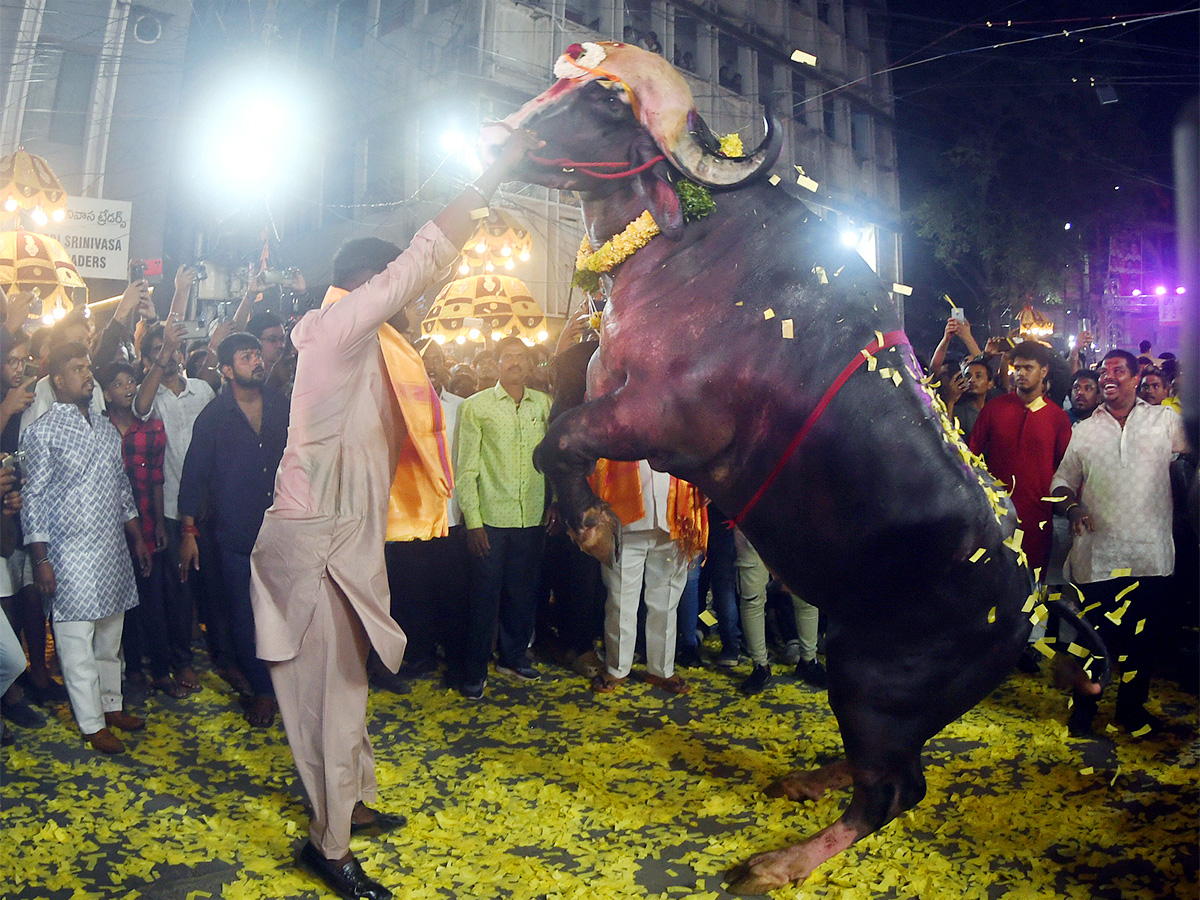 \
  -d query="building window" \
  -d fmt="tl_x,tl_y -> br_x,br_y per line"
333,0 -> 368,54
791,71 -> 808,124
851,109 -> 871,156
377,0 -> 414,36
823,103 -> 838,142
817,1 -> 831,25
49,49 -> 95,145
